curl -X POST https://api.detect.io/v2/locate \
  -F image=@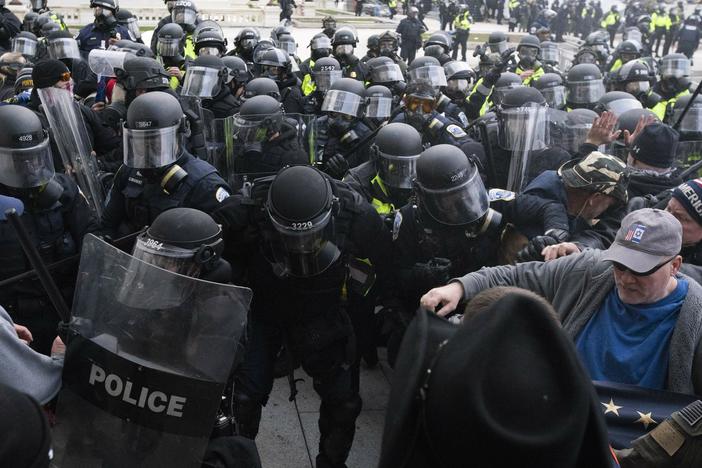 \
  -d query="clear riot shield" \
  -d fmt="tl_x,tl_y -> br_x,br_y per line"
88,48 -> 128,78
676,140 -> 702,177
37,87 -> 105,218
227,112 -> 318,191
500,104 -> 556,192
52,235 -> 252,468
203,111 -> 235,178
